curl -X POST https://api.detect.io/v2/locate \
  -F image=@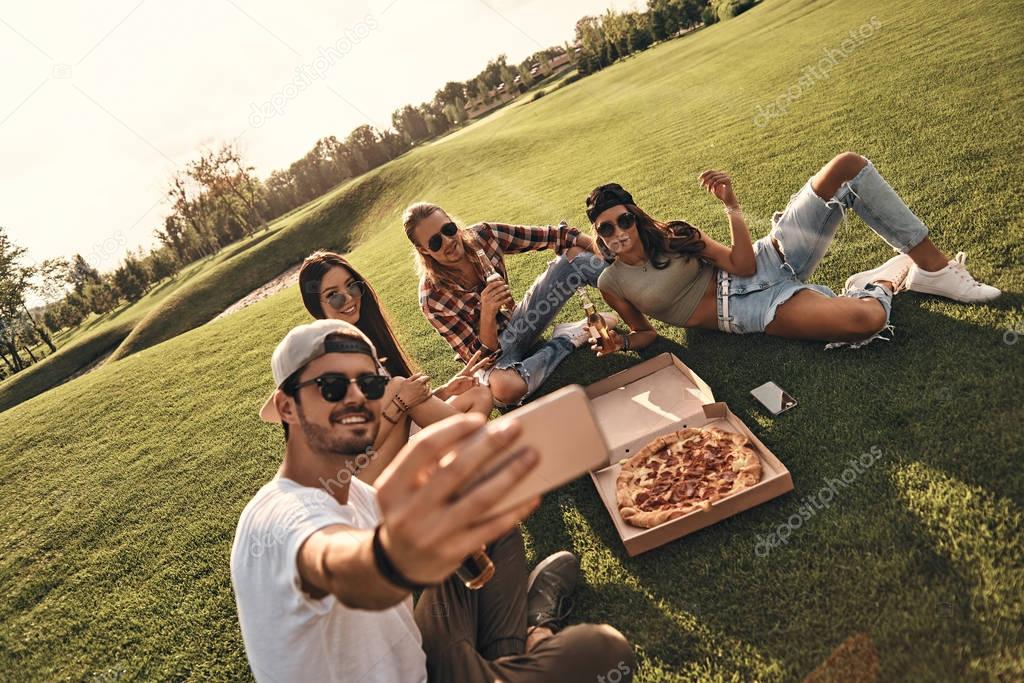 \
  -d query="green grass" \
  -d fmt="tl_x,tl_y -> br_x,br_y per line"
2,0 -> 1023,679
